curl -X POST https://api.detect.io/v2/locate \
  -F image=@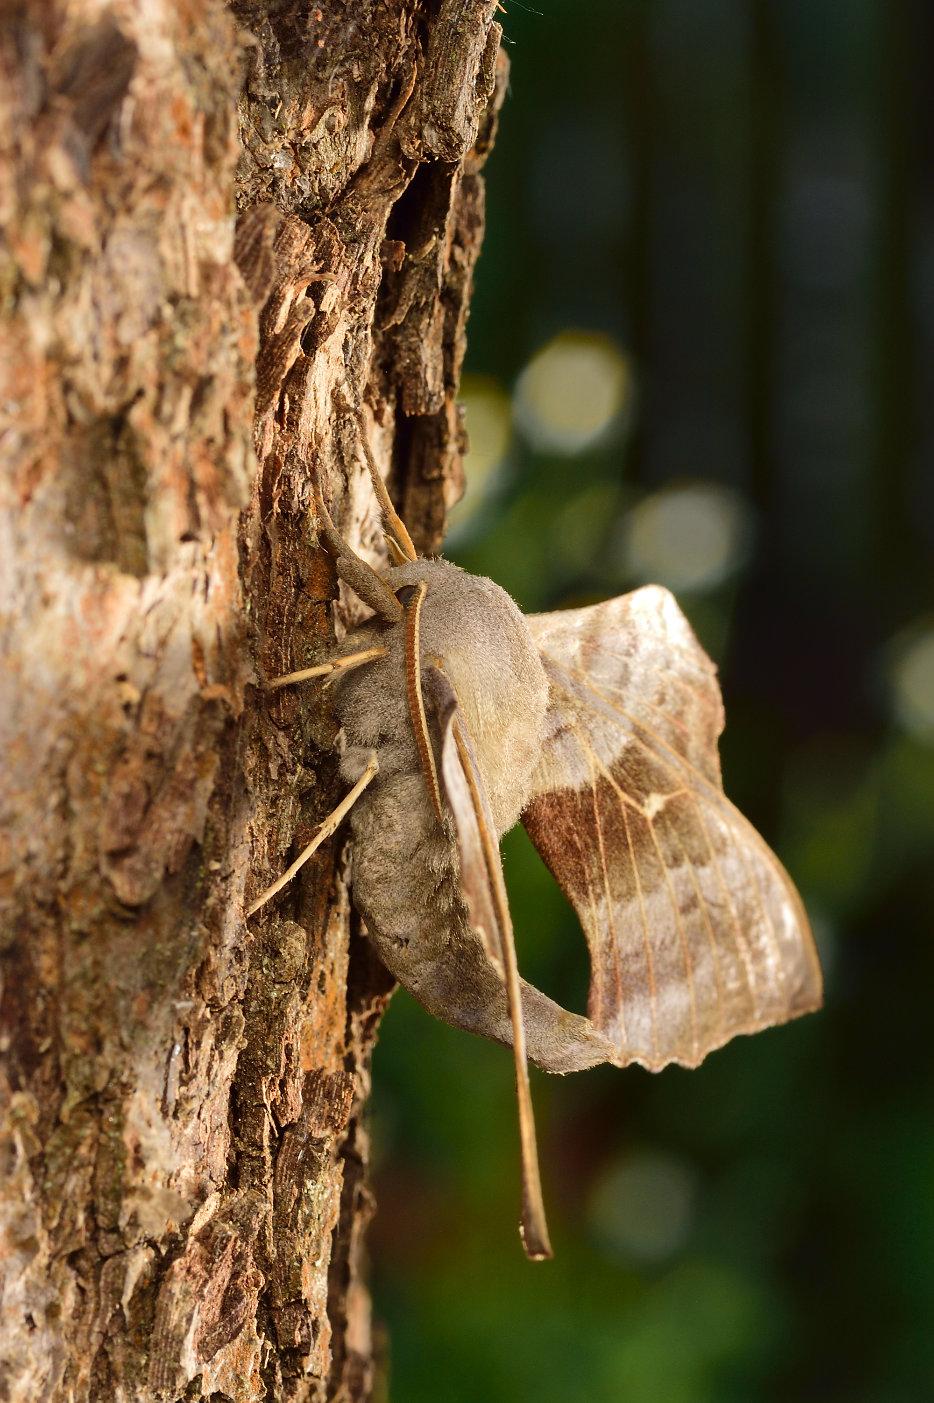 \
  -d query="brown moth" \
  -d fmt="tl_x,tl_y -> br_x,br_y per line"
248,428 -> 823,1260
